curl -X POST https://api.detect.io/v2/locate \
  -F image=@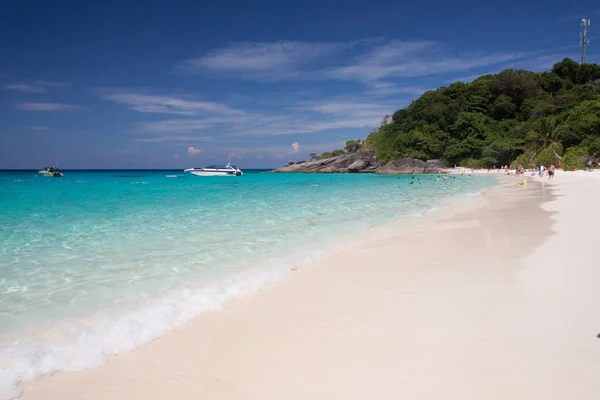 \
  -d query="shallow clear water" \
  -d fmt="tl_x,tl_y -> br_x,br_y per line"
0,170 -> 494,398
